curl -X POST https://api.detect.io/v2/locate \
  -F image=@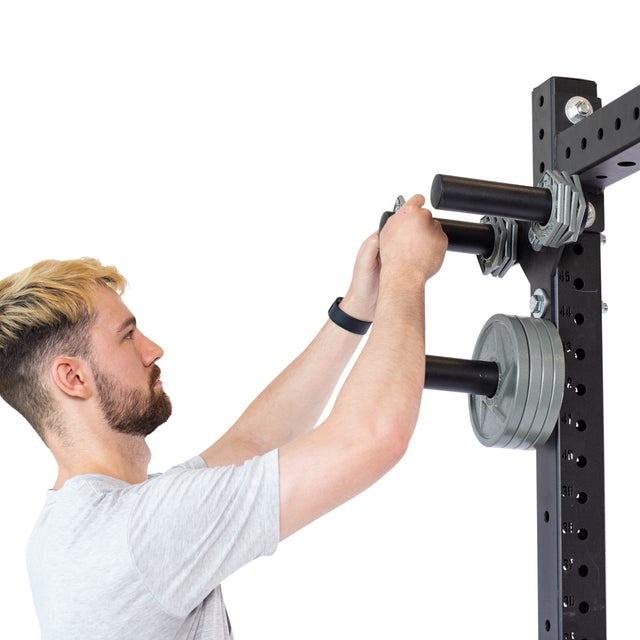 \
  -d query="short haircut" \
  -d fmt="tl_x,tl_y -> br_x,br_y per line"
0,258 -> 127,442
